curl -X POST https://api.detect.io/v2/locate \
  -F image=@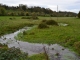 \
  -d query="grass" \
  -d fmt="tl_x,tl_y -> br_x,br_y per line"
17,17 -> 80,44
16,17 -> 80,55
0,16 -> 80,55
28,53 -> 46,60
0,16 -> 39,36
